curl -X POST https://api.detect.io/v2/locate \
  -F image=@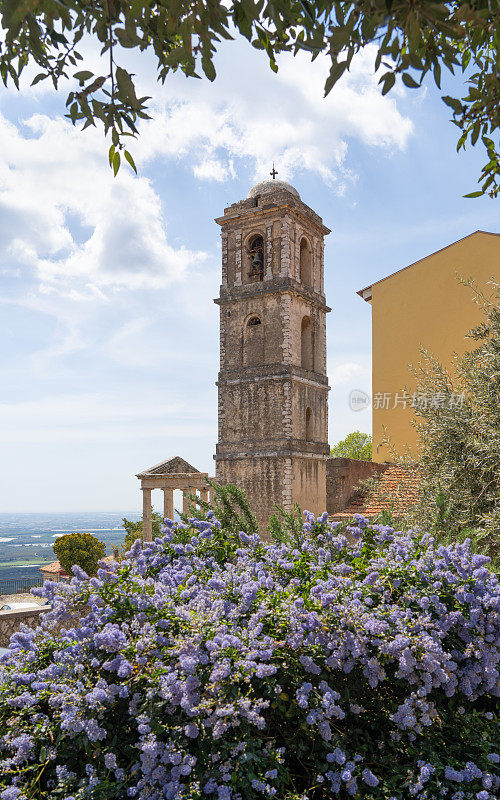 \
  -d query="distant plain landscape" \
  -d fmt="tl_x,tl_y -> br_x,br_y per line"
0,512 -> 142,585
